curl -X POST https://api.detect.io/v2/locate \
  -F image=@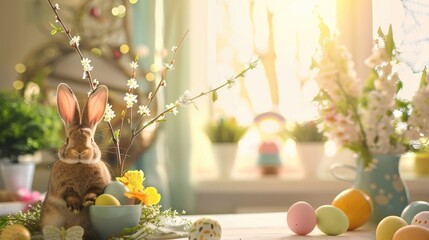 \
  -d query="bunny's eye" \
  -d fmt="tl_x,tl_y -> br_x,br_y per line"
66,137 -> 69,144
